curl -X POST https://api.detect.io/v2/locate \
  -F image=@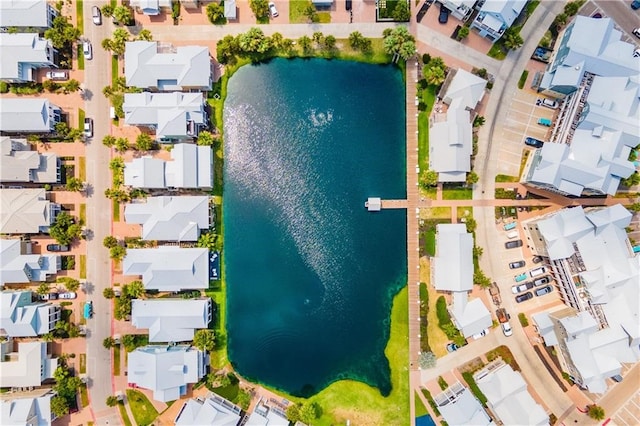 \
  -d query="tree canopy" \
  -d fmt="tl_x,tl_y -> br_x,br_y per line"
206,2 -> 227,25
193,329 -> 217,352
382,26 -> 416,63
44,16 -> 80,49
49,212 -> 82,246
